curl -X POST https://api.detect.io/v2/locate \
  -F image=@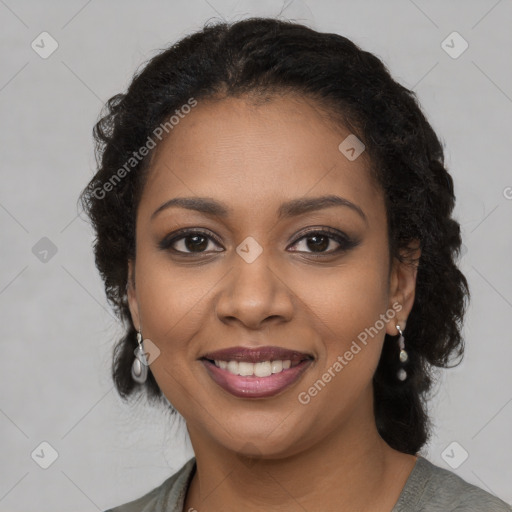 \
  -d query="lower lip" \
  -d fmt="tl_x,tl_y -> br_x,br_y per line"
201,359 -> 313,398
